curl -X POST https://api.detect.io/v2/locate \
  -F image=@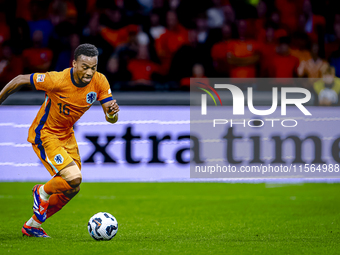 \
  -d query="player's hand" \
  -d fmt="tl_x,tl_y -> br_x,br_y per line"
107,100 -> 120,115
